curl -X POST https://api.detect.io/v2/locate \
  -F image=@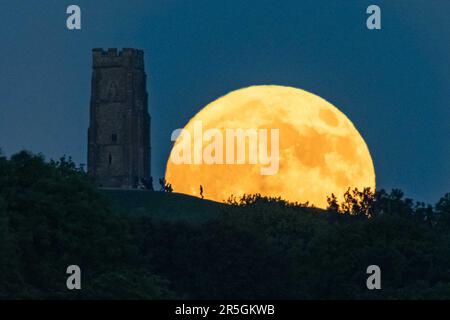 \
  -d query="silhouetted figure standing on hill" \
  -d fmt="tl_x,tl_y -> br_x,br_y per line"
159,178 -> 165,191
200,185 -> 204,199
